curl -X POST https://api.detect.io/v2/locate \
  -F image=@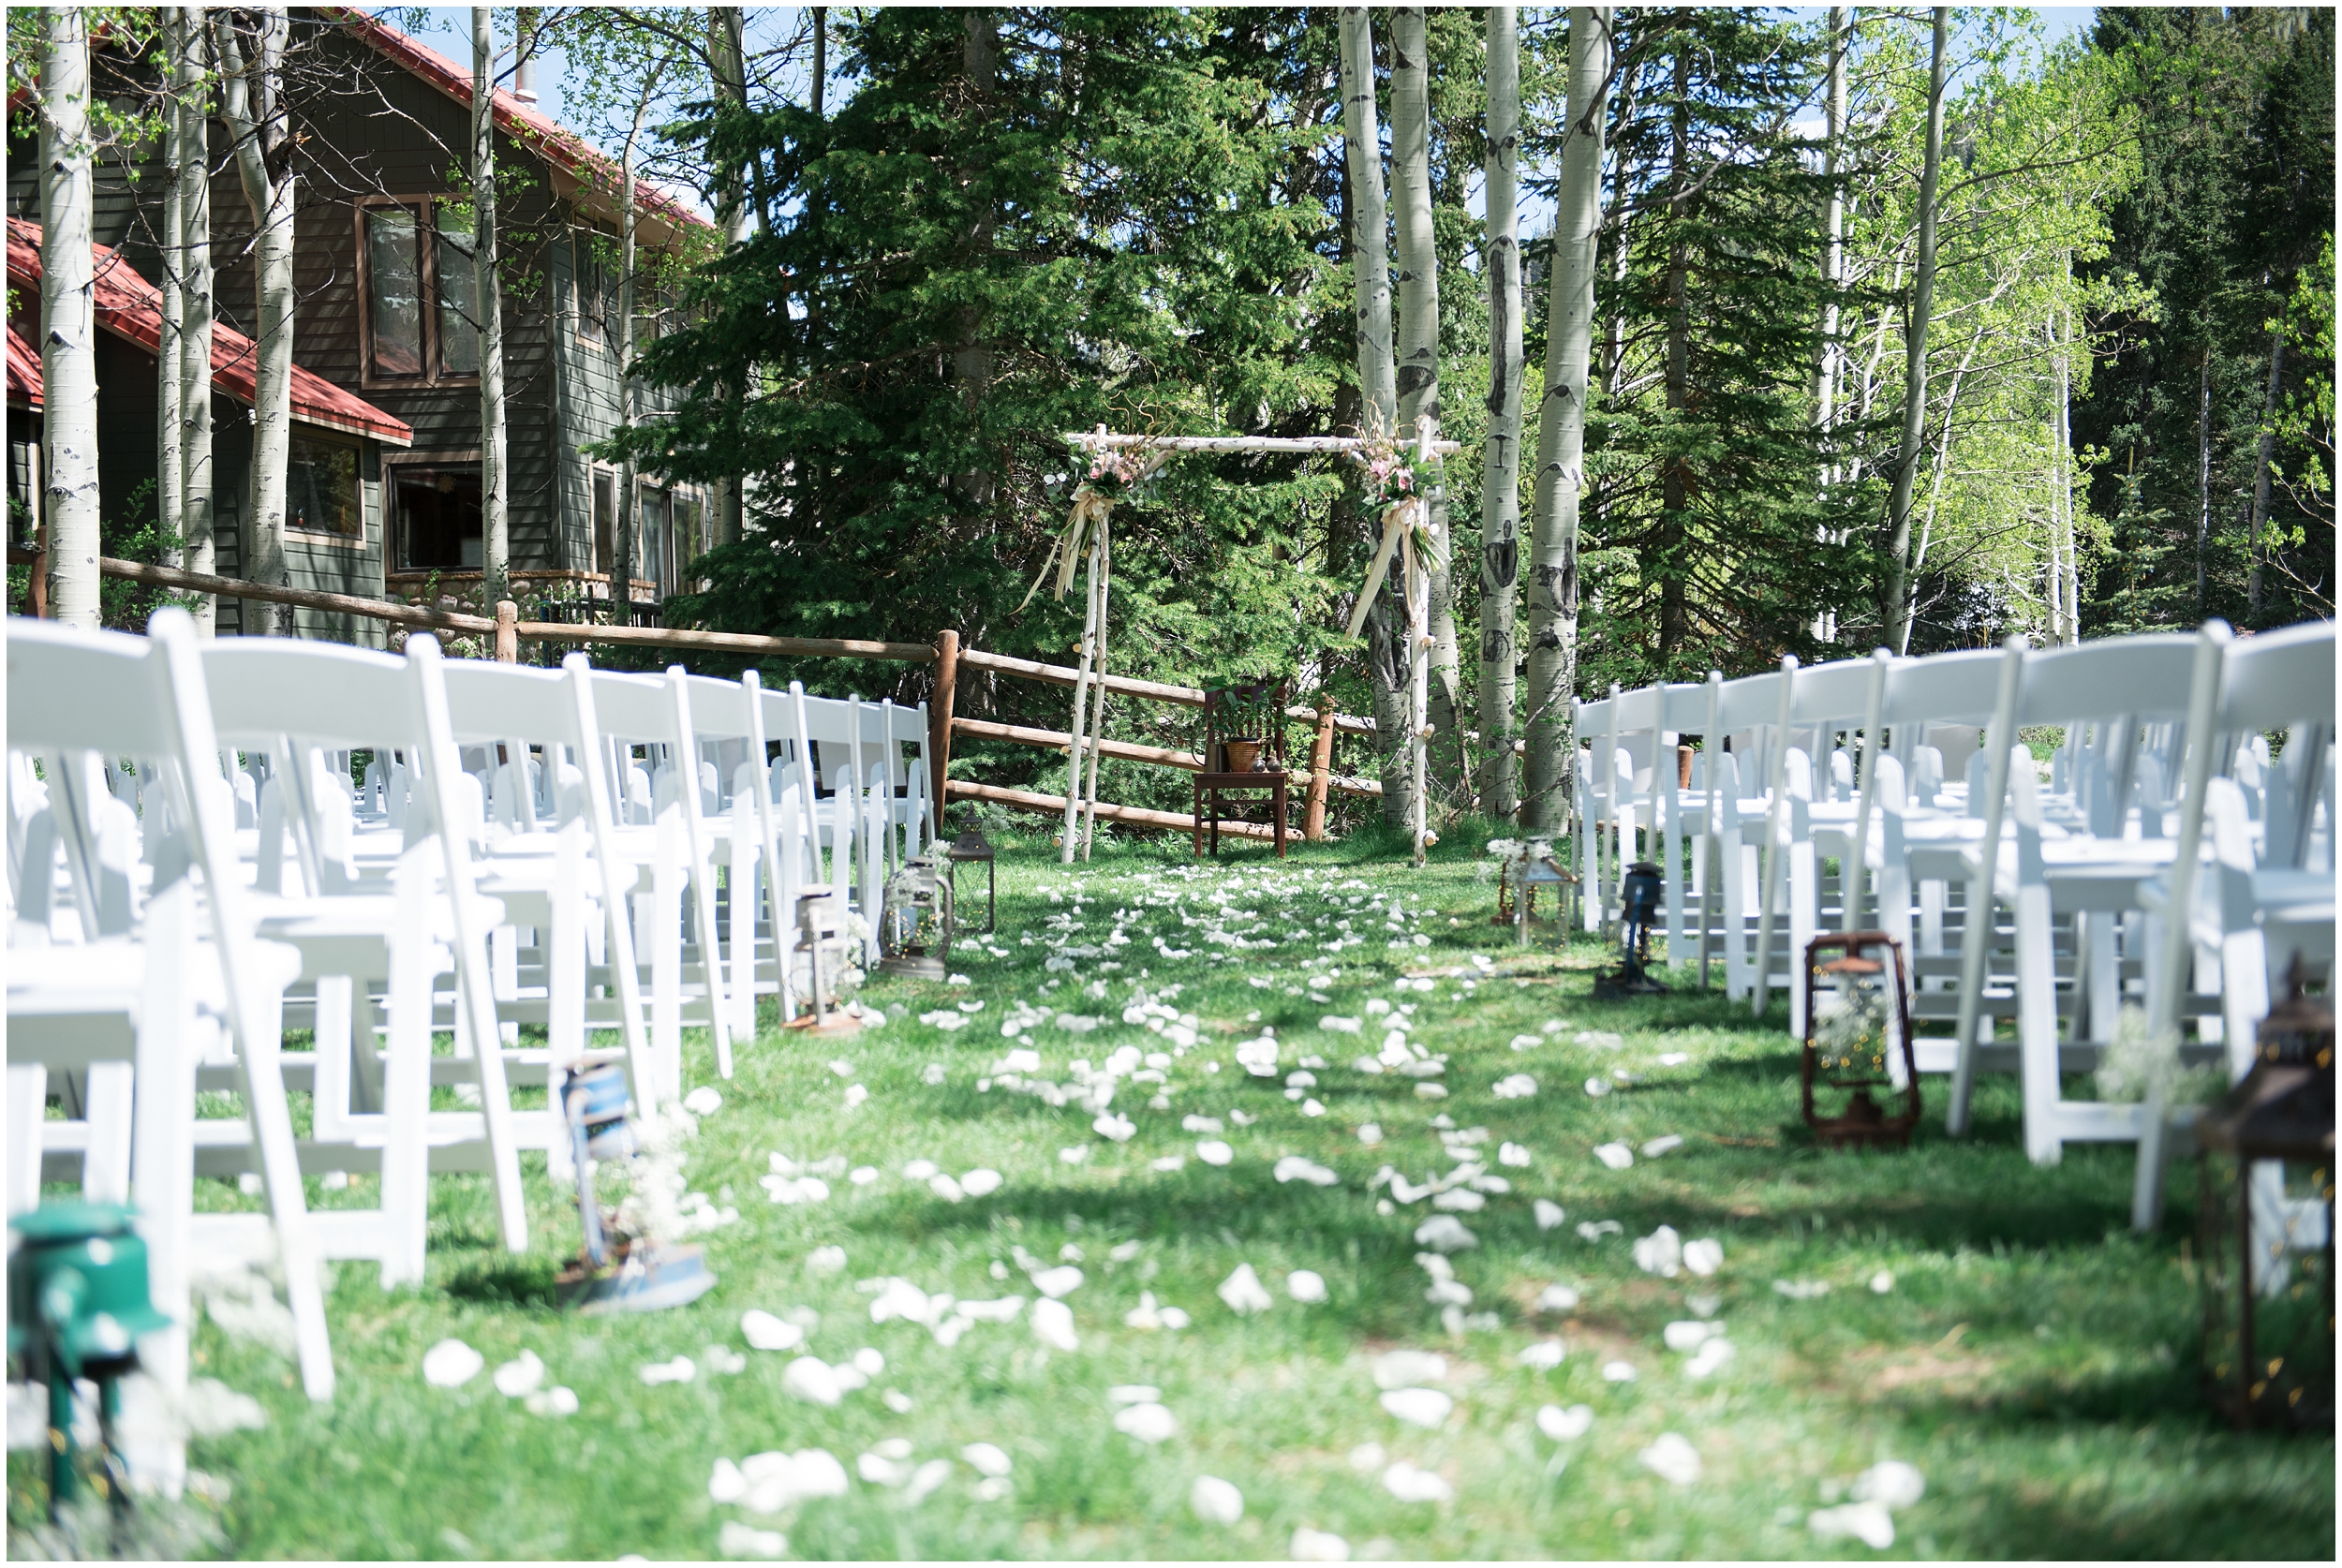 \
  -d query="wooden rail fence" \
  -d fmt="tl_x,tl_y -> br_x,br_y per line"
24,556 -> 1382,846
